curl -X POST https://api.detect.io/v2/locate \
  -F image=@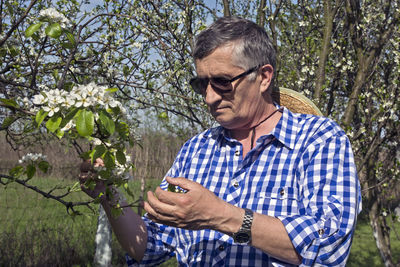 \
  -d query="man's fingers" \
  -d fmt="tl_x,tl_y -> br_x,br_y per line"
80,158 -> 104,174
143,201 -> 173,222
94,158 -> 105,167
80,159 -> 93,173
165,177 -> 194,191
146,191 -> 177,216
